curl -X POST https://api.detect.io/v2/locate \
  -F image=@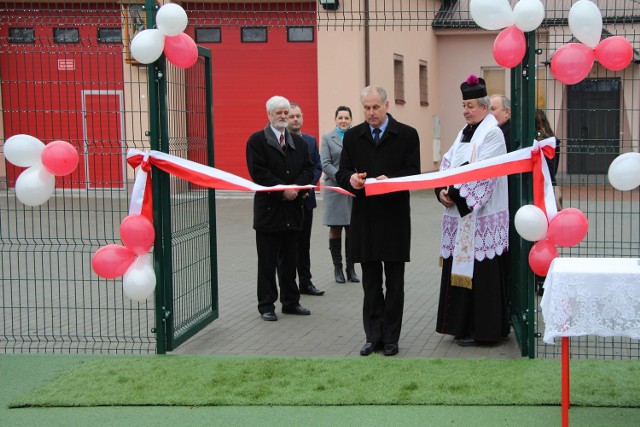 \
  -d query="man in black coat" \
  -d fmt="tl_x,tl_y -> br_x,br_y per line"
287,102 -> 325,296
246,95 -> 315,321
336,85 -> 421,356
